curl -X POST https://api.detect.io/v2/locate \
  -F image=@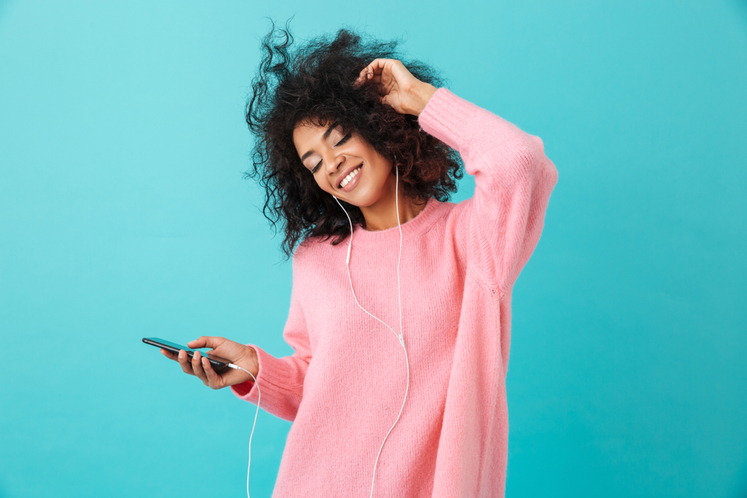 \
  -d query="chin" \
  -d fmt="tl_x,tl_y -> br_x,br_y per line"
328,171 -> 391,208
340,188 -> 385,208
